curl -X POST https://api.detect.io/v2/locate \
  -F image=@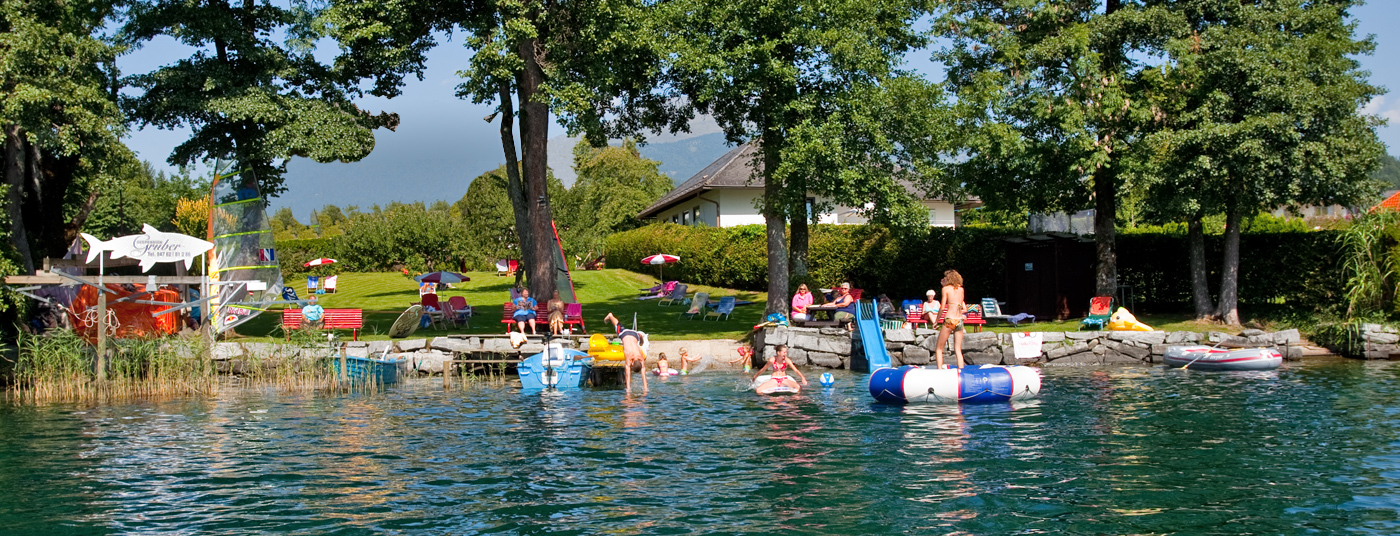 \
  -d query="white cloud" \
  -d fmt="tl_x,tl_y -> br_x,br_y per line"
1363,96 -> 1400,124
